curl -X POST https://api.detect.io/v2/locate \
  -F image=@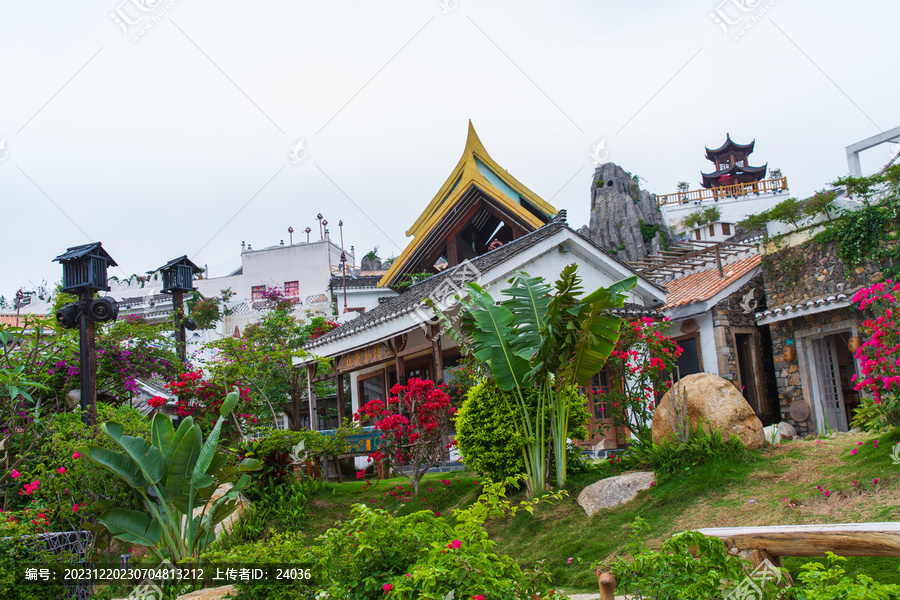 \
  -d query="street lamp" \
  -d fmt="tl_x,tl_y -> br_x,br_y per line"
159,255 -> 202,364
53,242 -> 118,425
